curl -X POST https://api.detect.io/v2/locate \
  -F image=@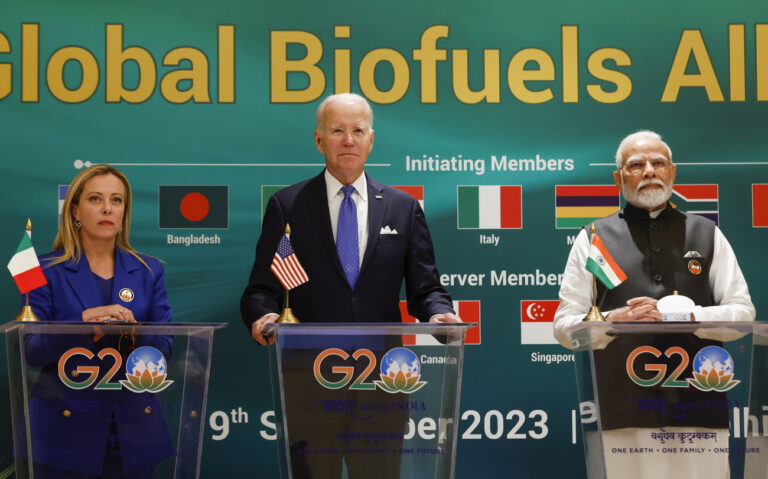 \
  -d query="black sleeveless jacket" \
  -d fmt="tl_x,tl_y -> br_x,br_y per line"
591,203 -> 728,429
